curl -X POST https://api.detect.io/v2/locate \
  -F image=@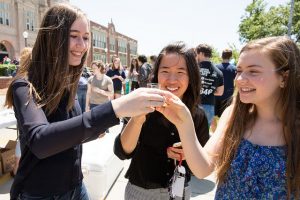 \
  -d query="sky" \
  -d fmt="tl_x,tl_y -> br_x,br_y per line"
70,0 -> 289,56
